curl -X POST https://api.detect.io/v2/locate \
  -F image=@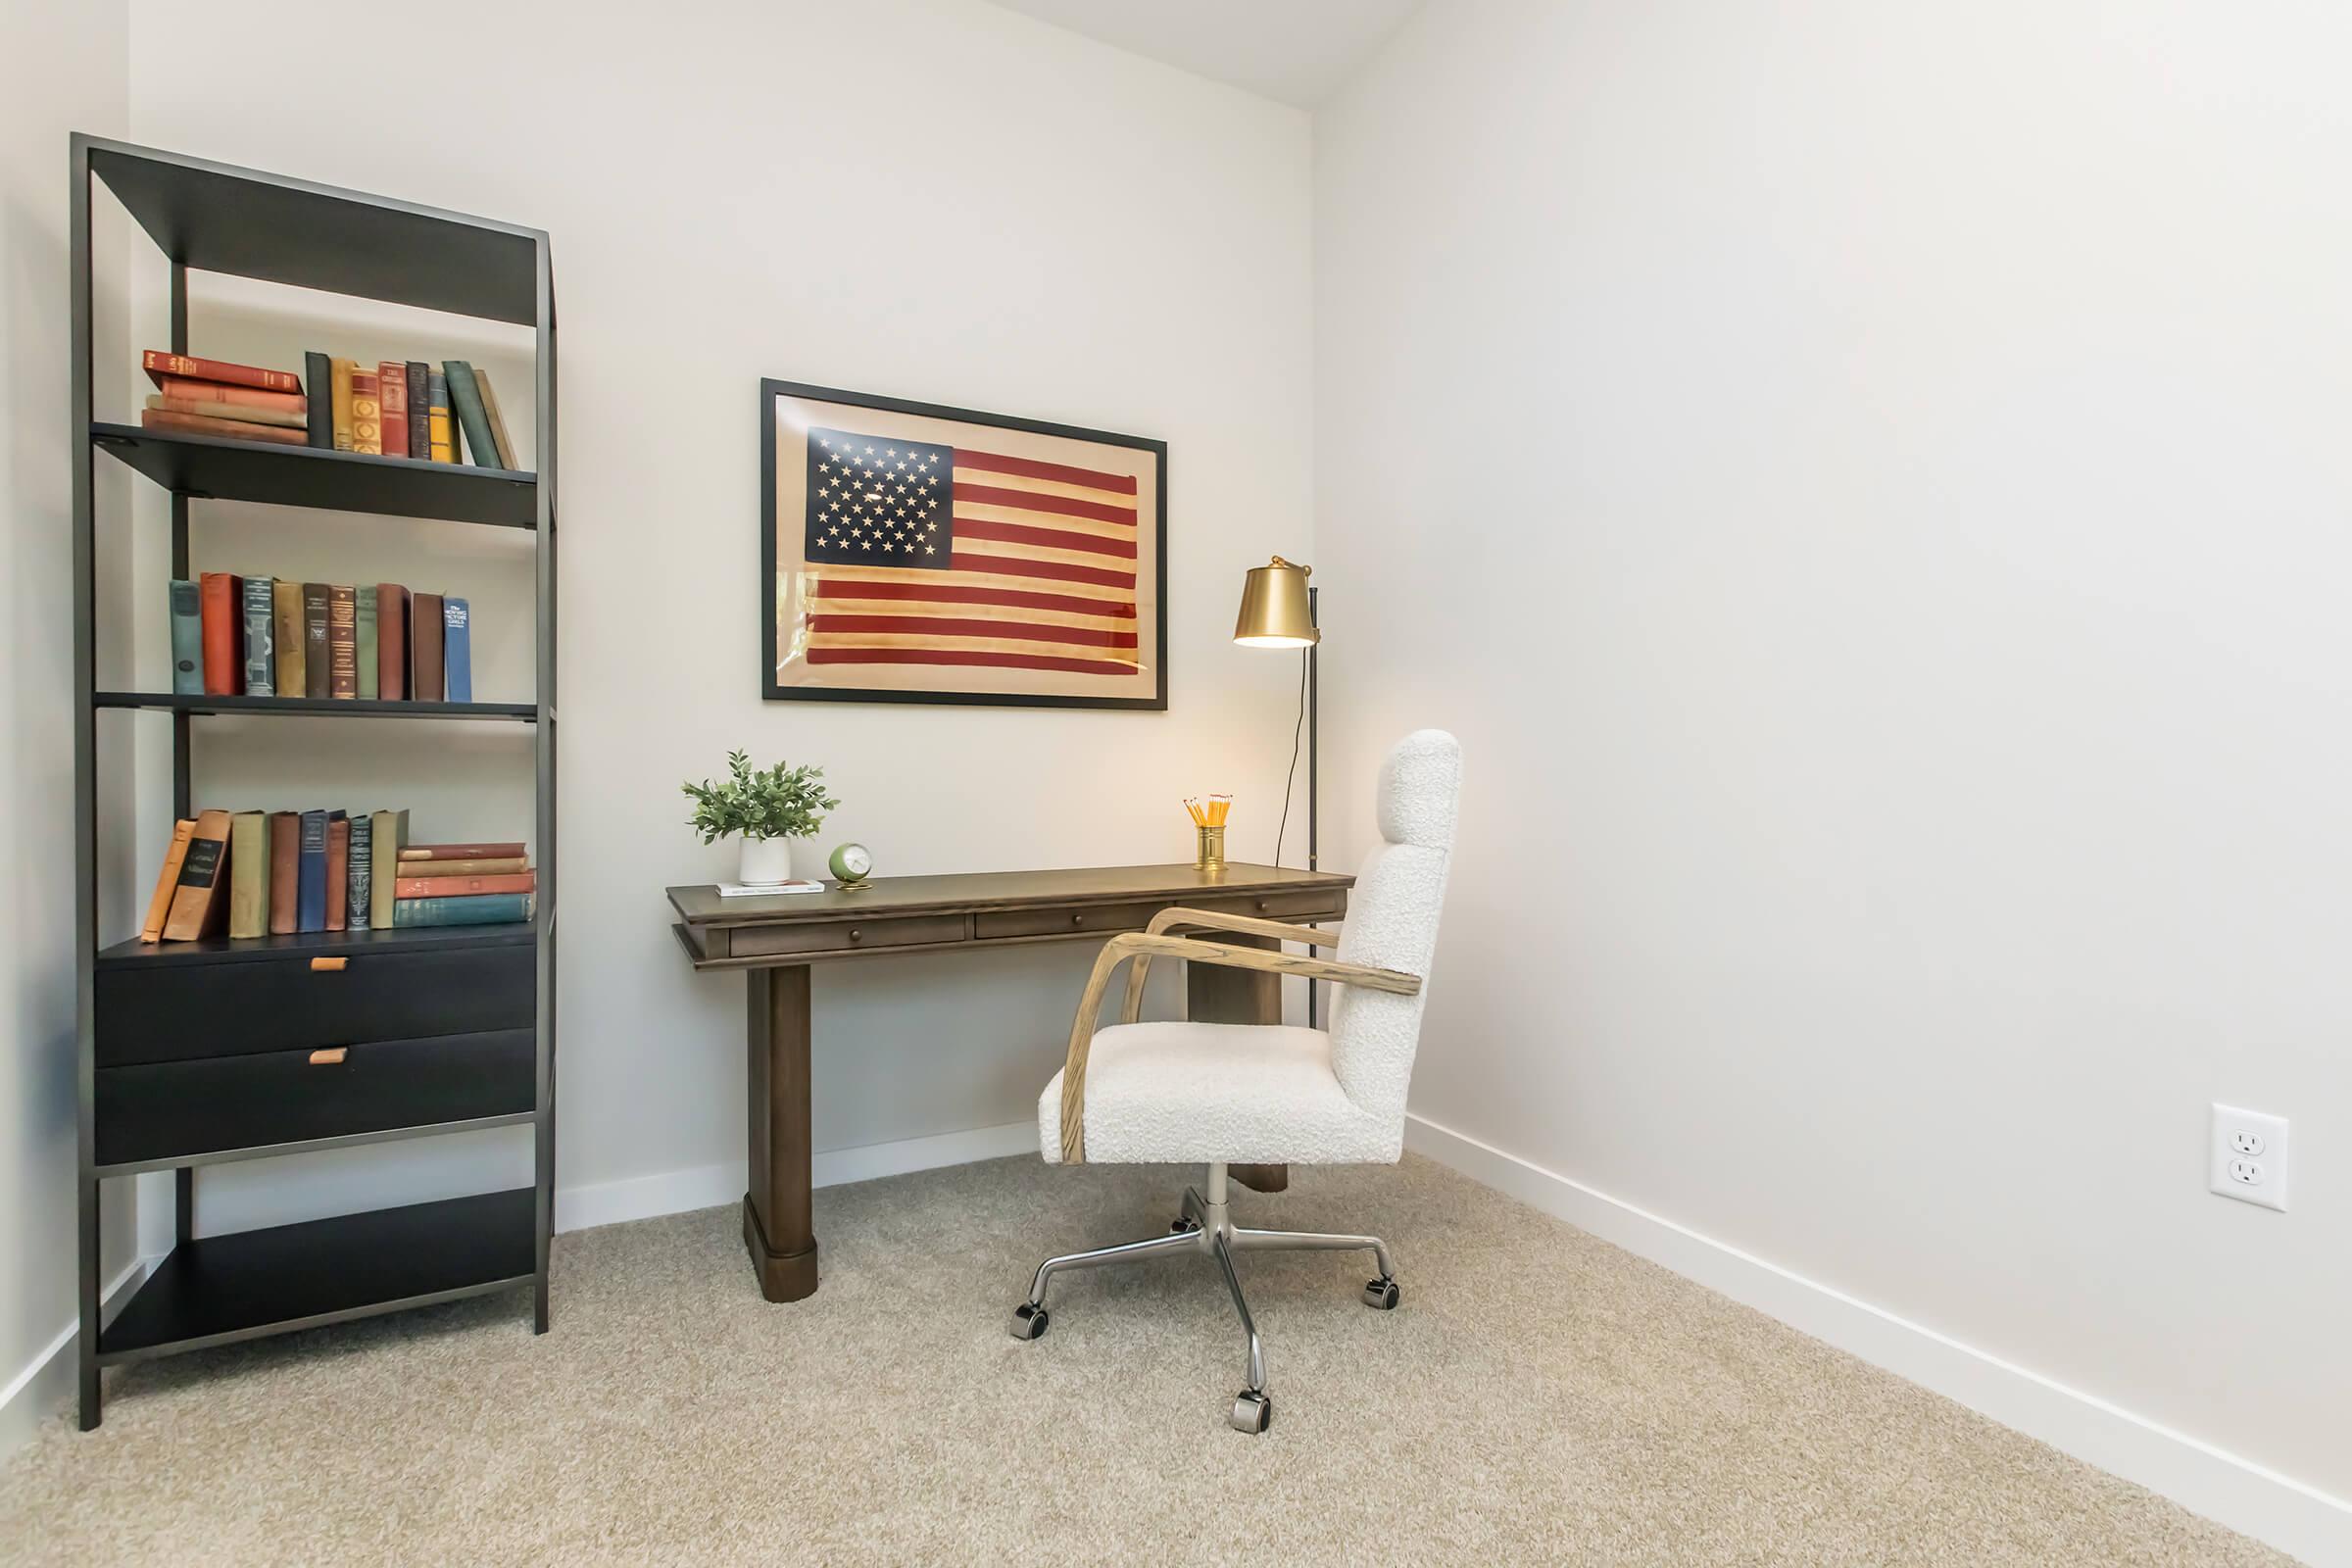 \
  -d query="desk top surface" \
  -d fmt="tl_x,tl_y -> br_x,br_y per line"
667,861 -> 1352,928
